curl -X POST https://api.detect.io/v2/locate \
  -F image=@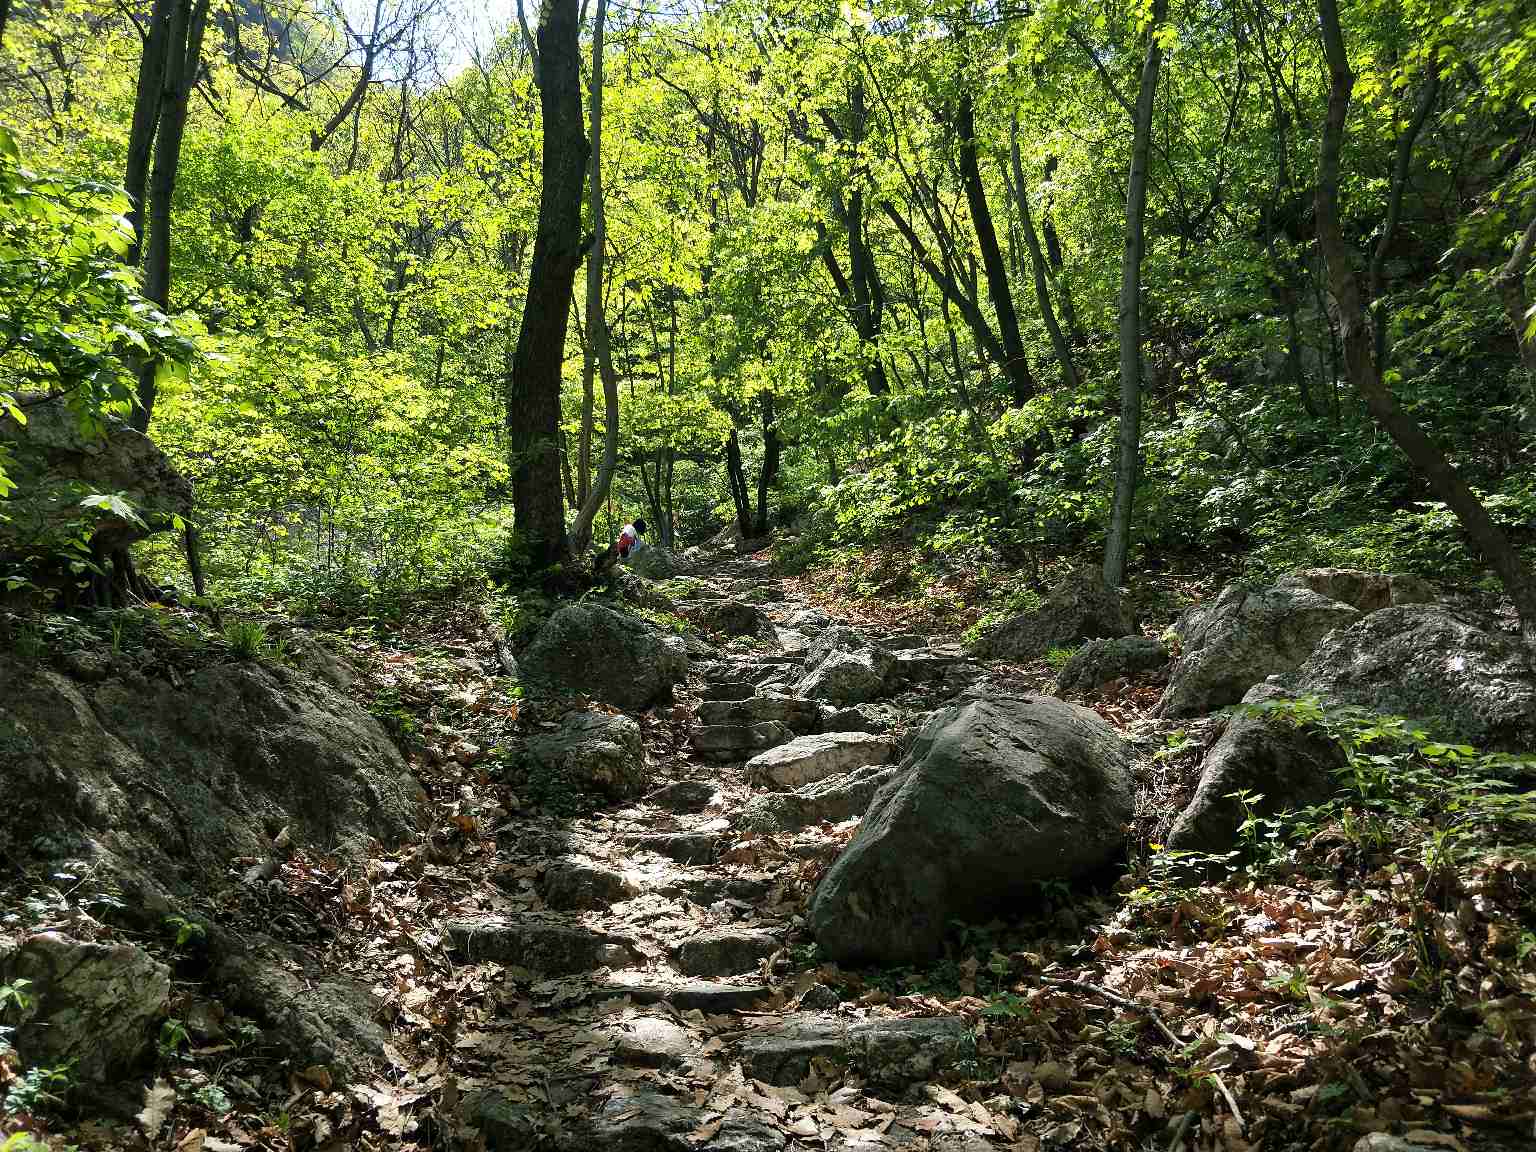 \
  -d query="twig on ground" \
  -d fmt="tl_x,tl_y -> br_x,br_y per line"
1167,1110 -> 1197,1152
1038,975 -> 1246,1135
